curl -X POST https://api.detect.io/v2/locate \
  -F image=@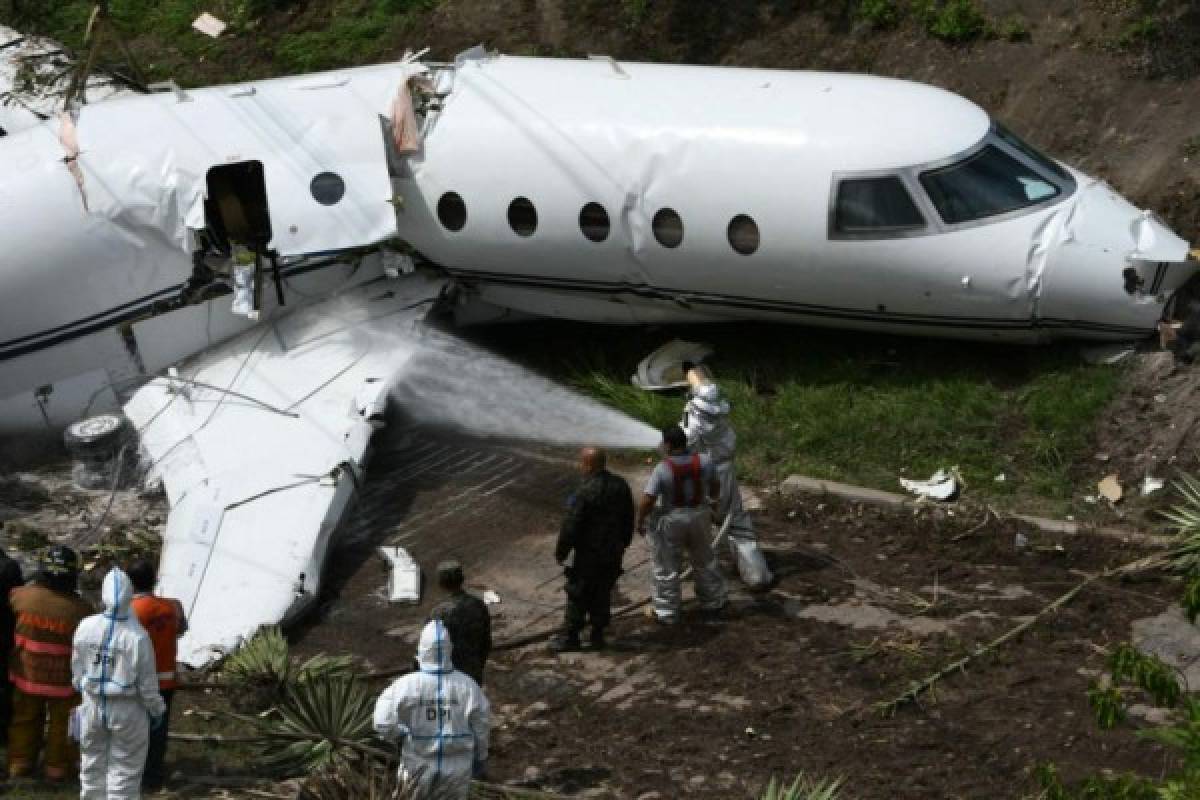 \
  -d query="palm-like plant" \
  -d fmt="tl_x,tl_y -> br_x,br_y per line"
229,671 -> 392,778
760,774 -> 845,800
221,626 -> 357,711
299,759 -> 420,800
1160,474 -> 1200,622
